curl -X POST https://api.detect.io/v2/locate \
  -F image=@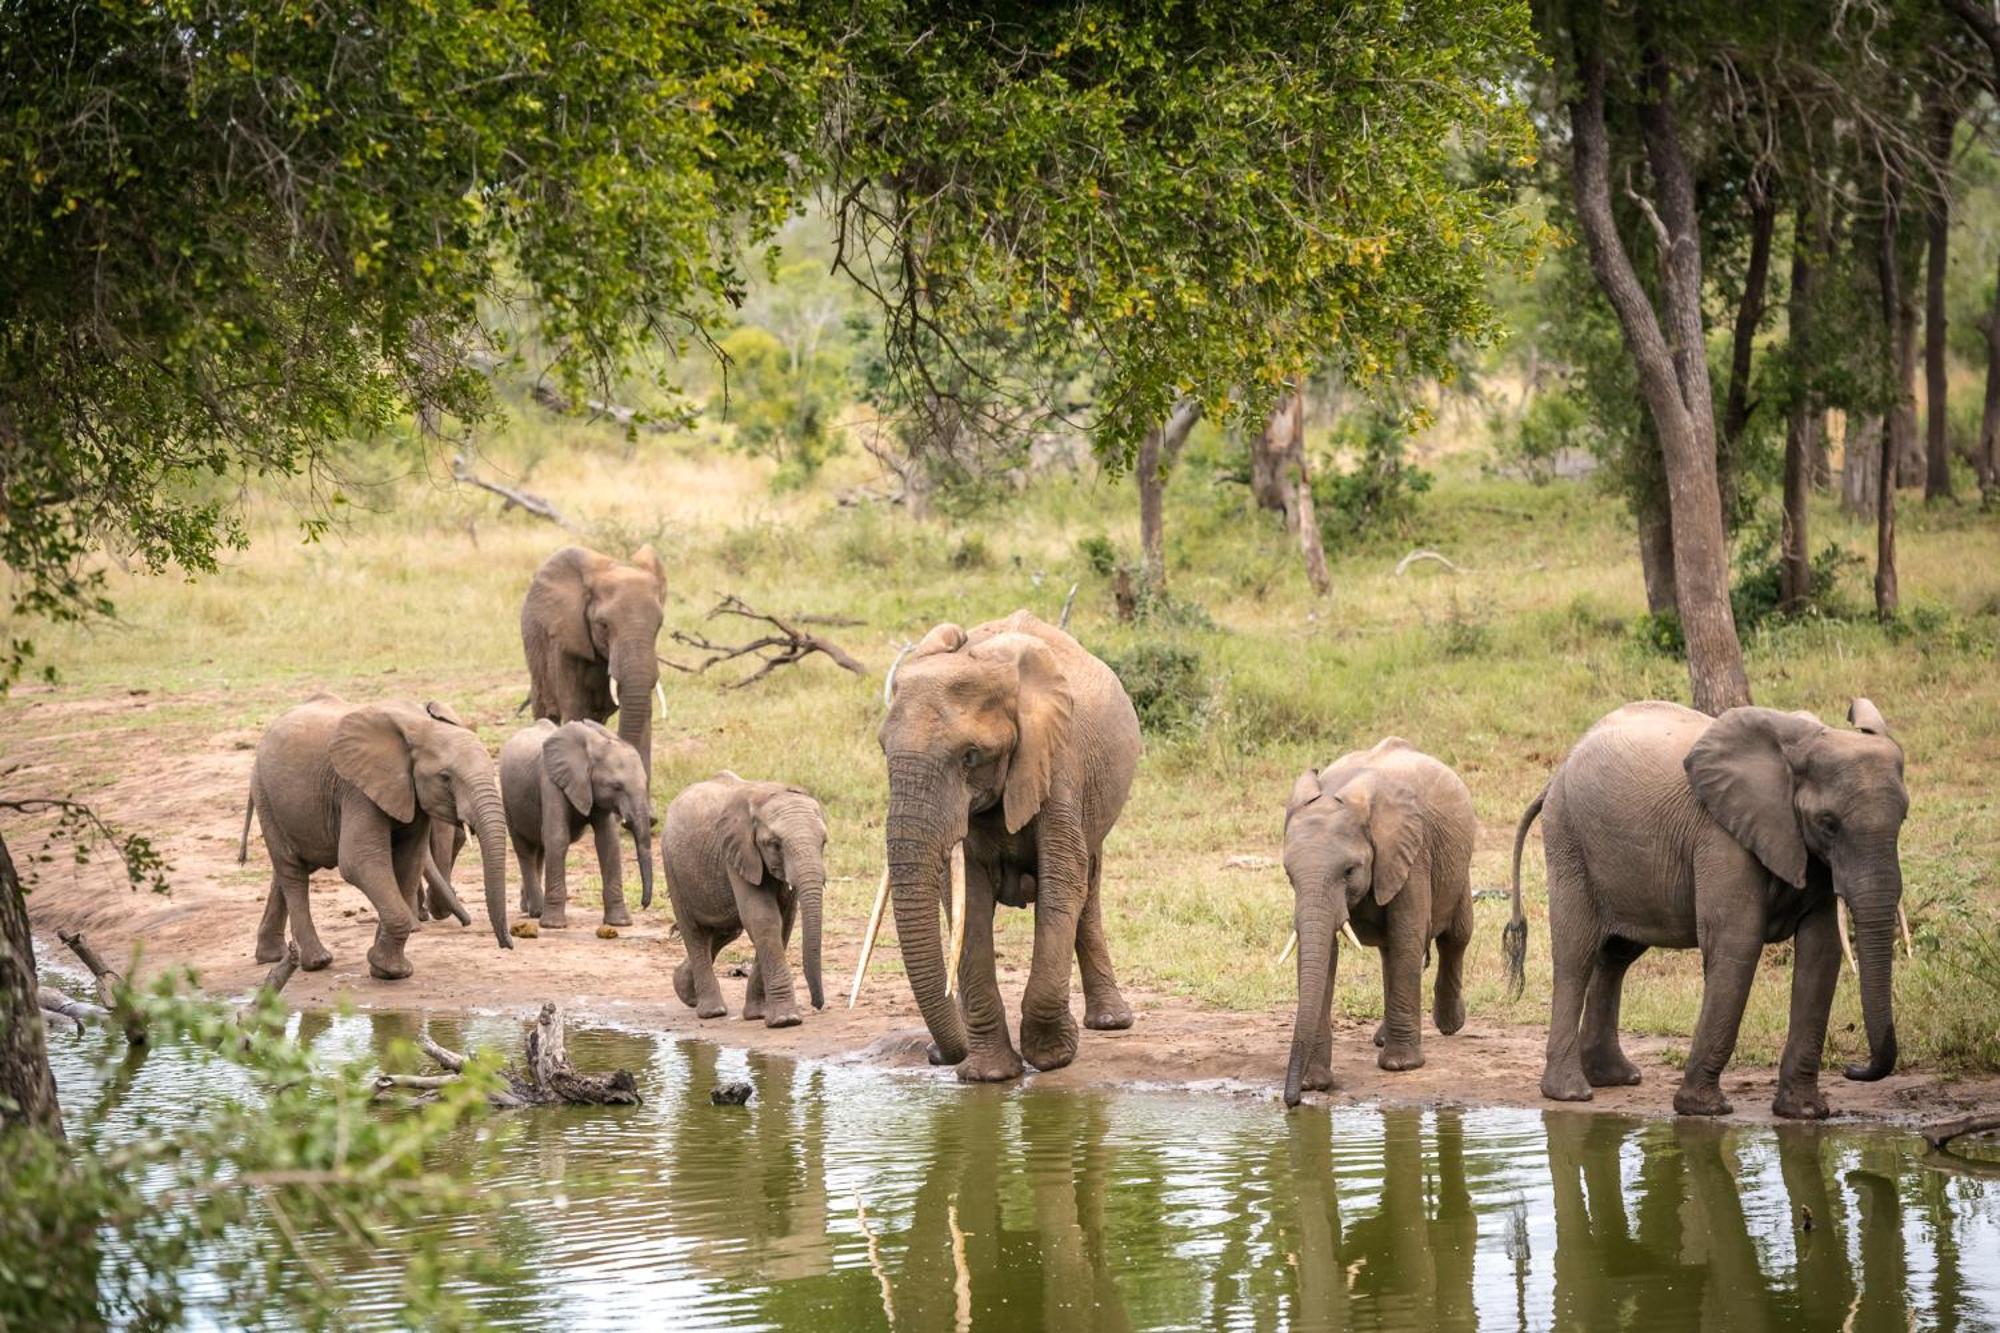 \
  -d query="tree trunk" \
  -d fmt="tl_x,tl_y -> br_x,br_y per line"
1564,13 -> 1750,712
1720,185 -> 1776,529
1780,207 -> 1818,613
1893,286 -> 1922,490
1924,96 -> 1955,501
1251,394 -> 1299,522
1876,188 -> 1903,619
1285,386 -> 1333,597
1980,254 -> 2000,503
1844,413 -> 1882,517
1137,400 -> 1201,590
0,832 -> 63,1137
